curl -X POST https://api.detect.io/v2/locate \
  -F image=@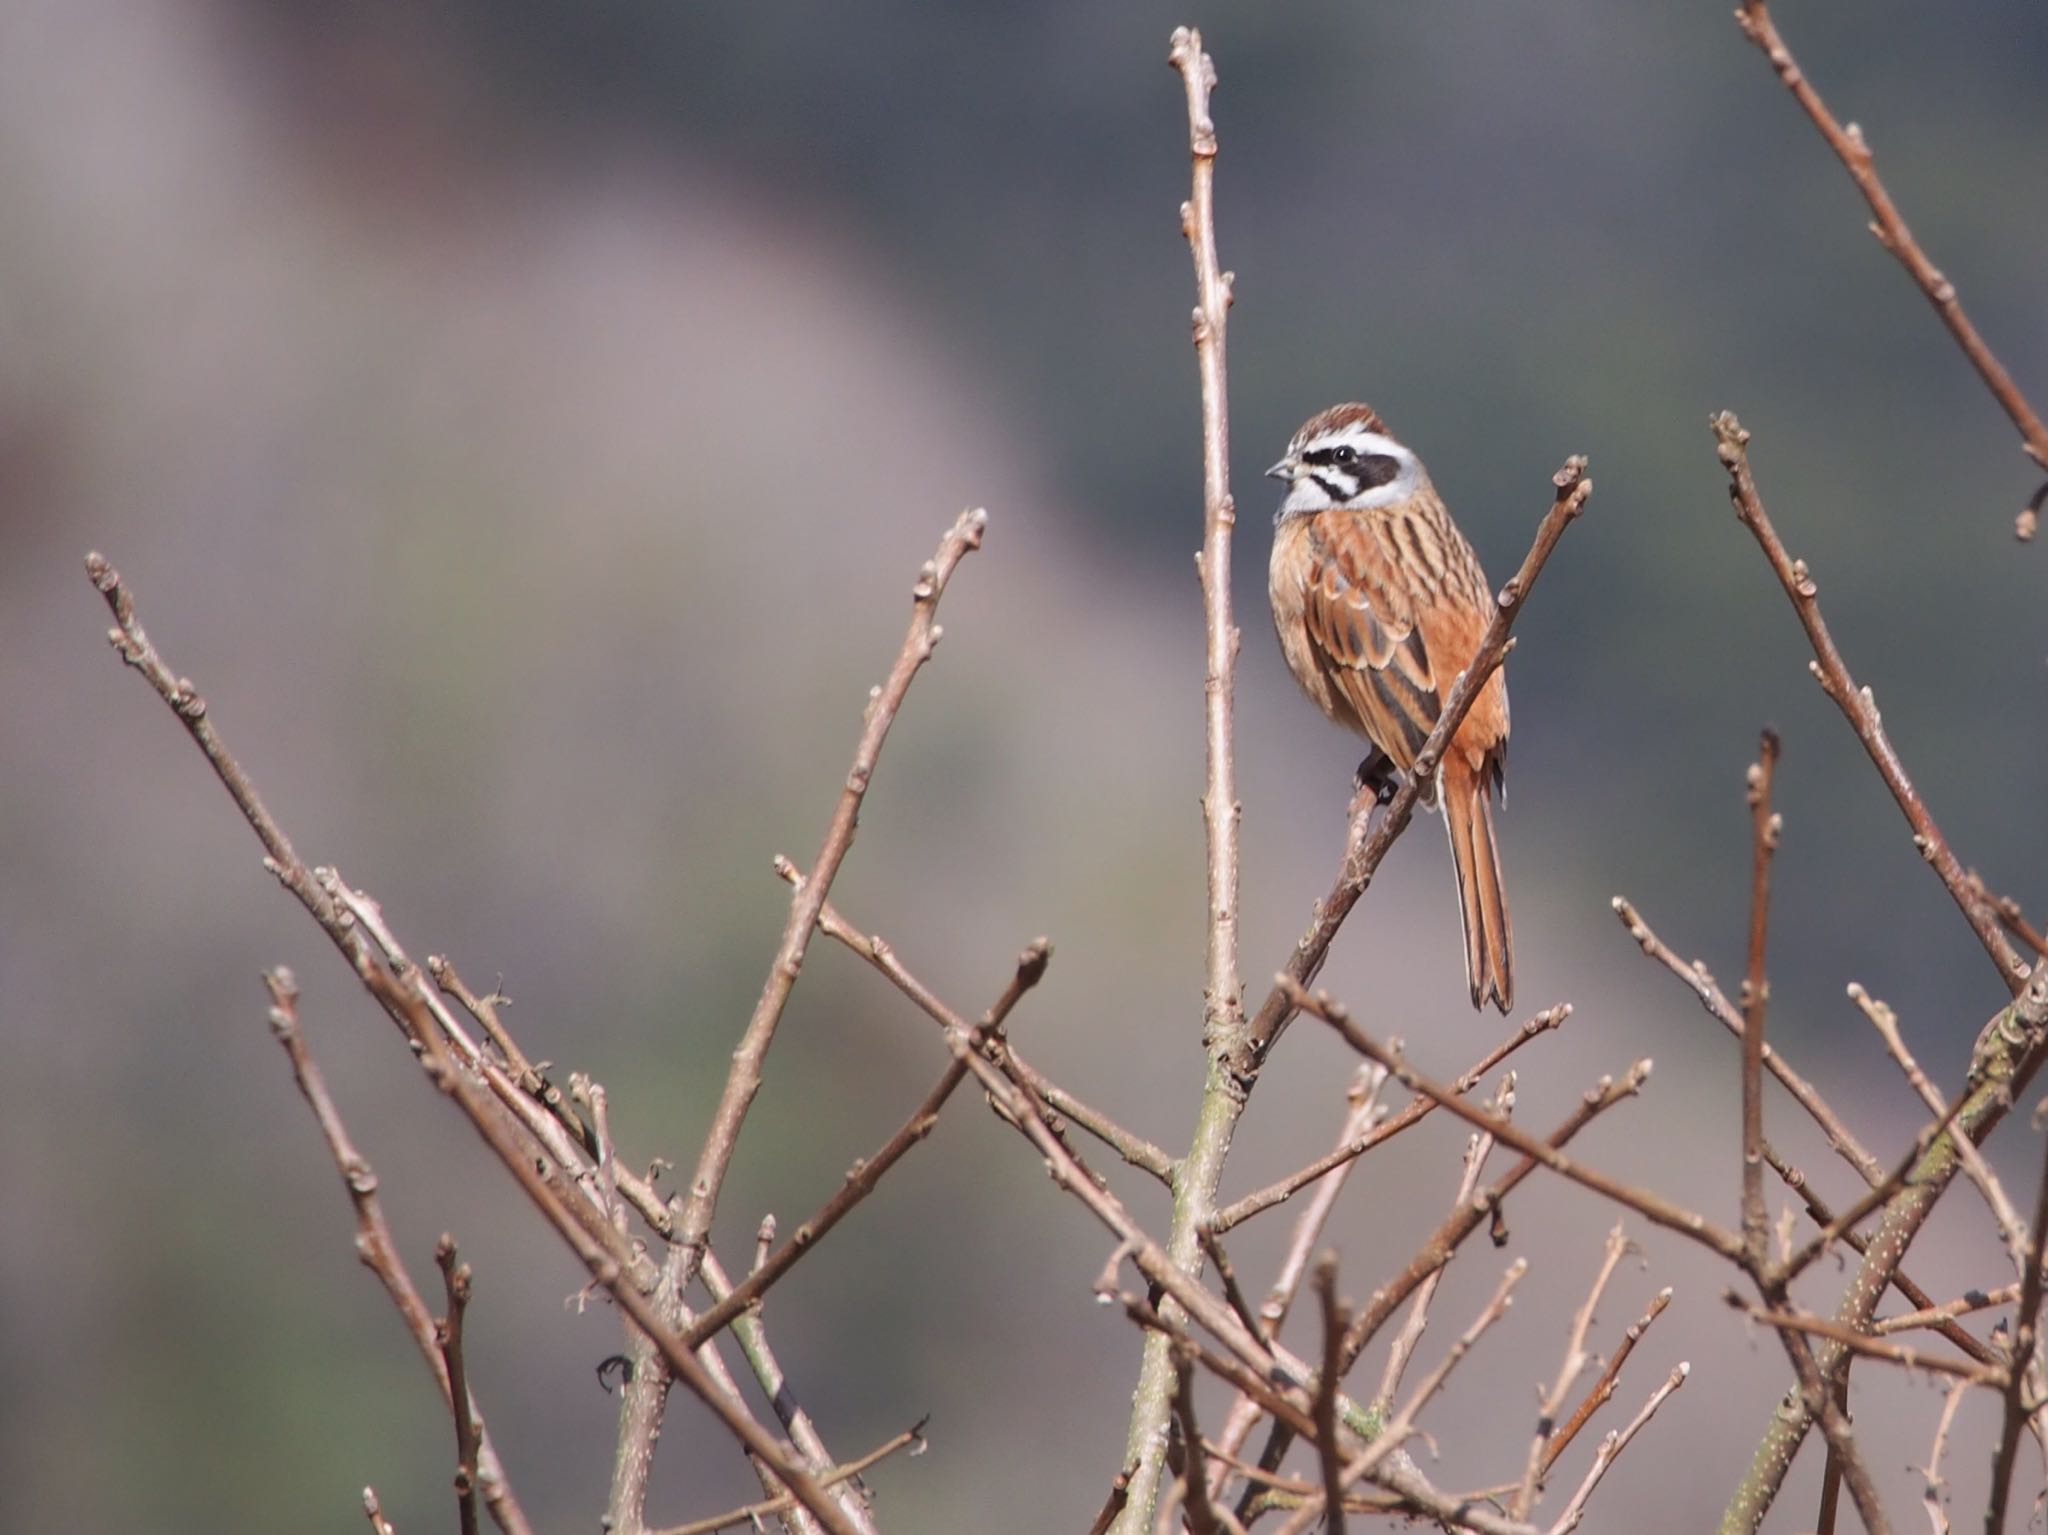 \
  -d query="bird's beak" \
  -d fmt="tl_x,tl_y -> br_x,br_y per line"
1265,457 -> 1296,482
